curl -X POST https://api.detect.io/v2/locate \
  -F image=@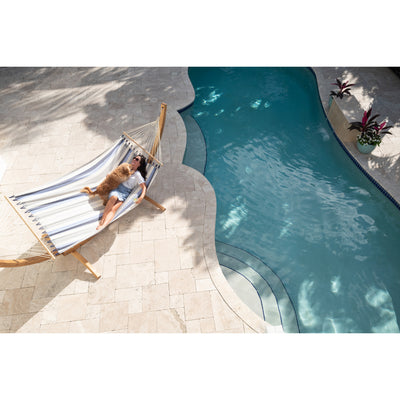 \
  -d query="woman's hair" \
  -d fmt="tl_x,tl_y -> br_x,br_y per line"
136,154 -> 147,181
